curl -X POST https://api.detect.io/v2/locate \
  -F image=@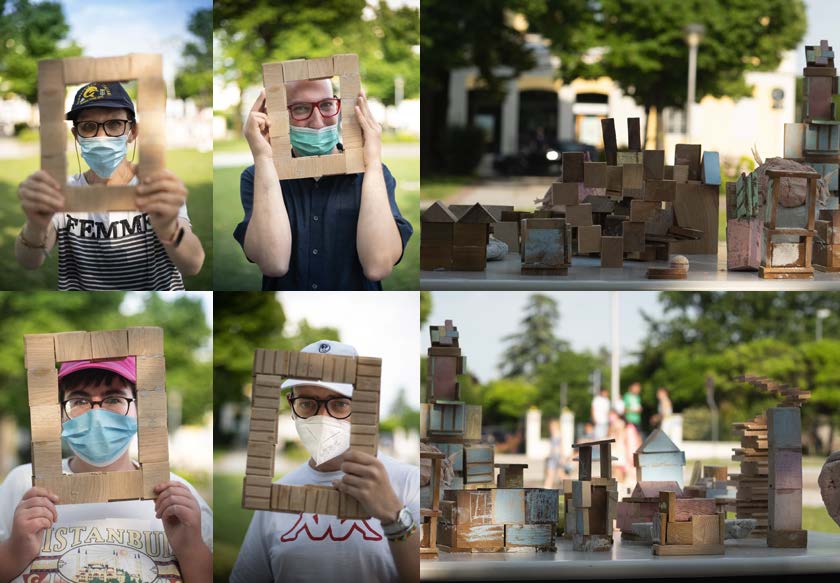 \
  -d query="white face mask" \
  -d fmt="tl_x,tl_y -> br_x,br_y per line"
294,415 -> 351,467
